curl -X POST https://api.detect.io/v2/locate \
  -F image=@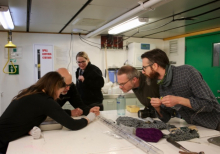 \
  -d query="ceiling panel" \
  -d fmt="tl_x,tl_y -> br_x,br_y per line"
0,0 -> 219,39
63,0 -> 142,33
113,0 -> 220,38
